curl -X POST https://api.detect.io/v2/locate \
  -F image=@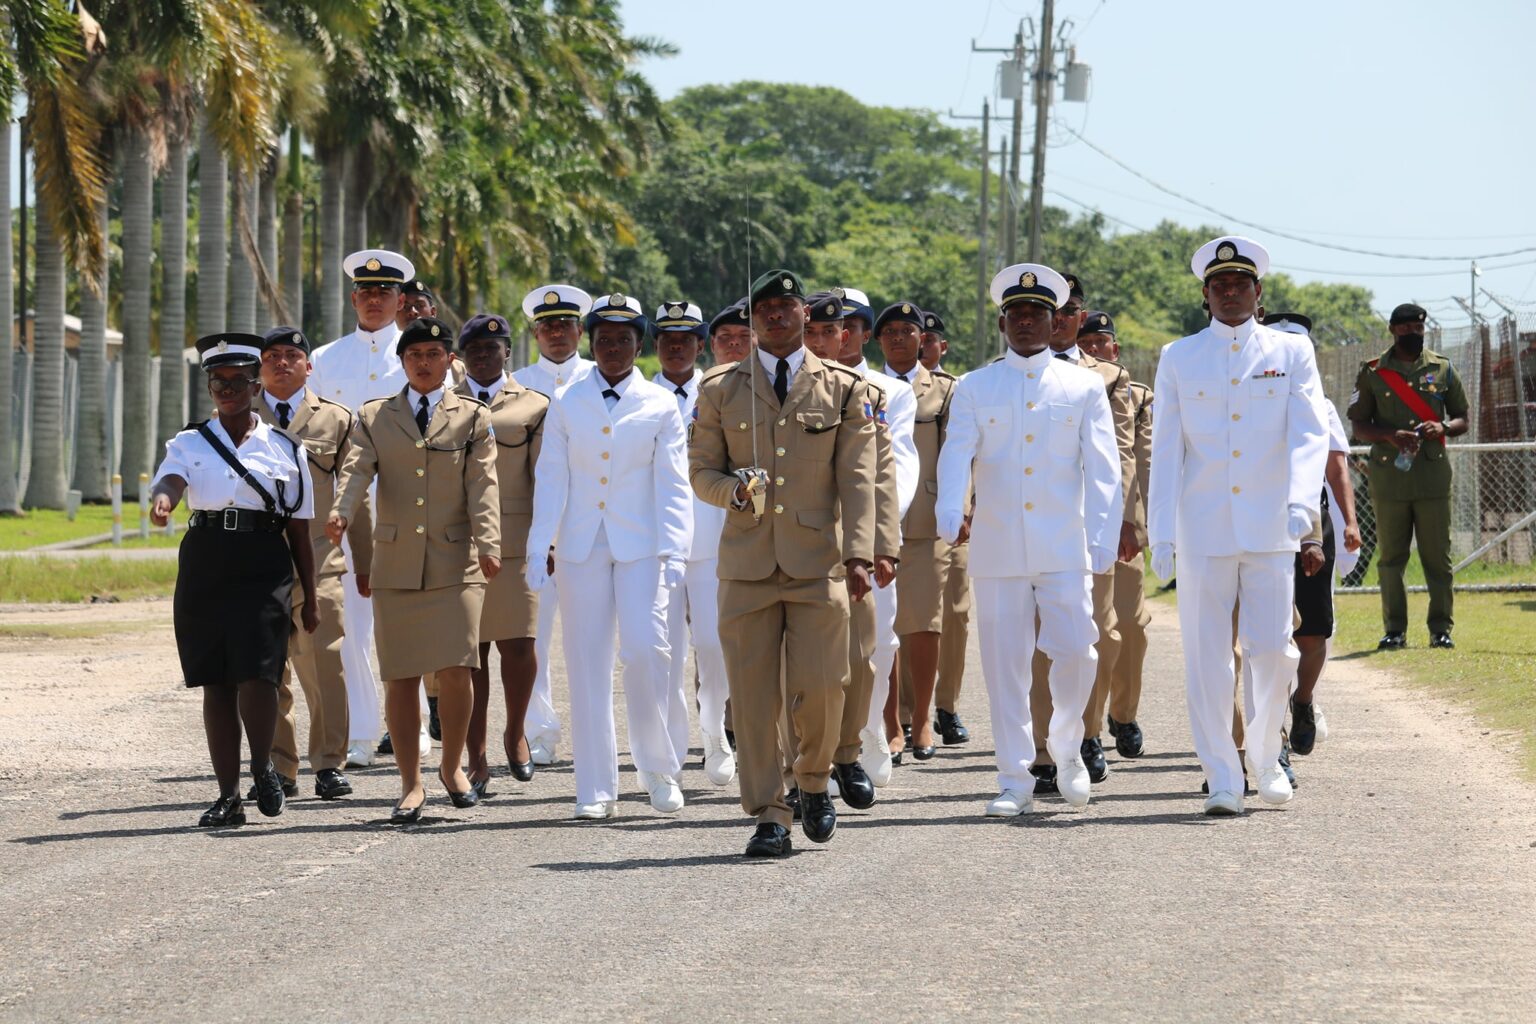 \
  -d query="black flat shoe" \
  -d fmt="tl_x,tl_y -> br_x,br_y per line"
800,791 -> 837,844
911,744 -> 936,761
1081,738 -> 1108,783
890,750 -> 903,767
508,759 -> 535,782
439,772 -> 480,809
427,696 -> 442,741
935,709 -> 970,745
314,768 -> 352,799
246,772 -> 298,801
902,724 -> 913,746
1288,699 -> 1316,756
198,795 -> 245,828
377,732 -> 394,755
1377,632 -> 1406,650
252,763 -> 287,817
785,787 -> 802,822
1030,764 -> 1058,794
744,822 -> 791,858
390,796 -> 424,825
1279,737 -> 1297,788
1107,715 -> 1145,758
831,761 -> 876,809
1429,632 -> 1454,649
